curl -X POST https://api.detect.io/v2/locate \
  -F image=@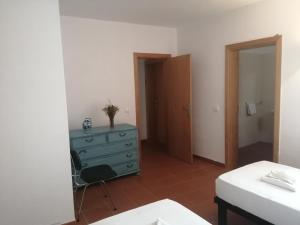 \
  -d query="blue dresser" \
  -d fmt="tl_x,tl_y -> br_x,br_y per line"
69,124 -> 139,186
